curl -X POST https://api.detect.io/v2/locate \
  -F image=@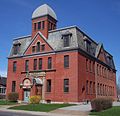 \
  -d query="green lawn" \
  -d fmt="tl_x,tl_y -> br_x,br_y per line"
90,106 -> 120,116
9,103 -> 74,112
0,100 -> 17,105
